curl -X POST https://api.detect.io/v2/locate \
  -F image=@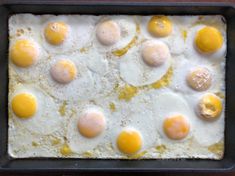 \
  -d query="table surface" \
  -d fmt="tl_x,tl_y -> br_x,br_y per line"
1,0 -> 235,175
